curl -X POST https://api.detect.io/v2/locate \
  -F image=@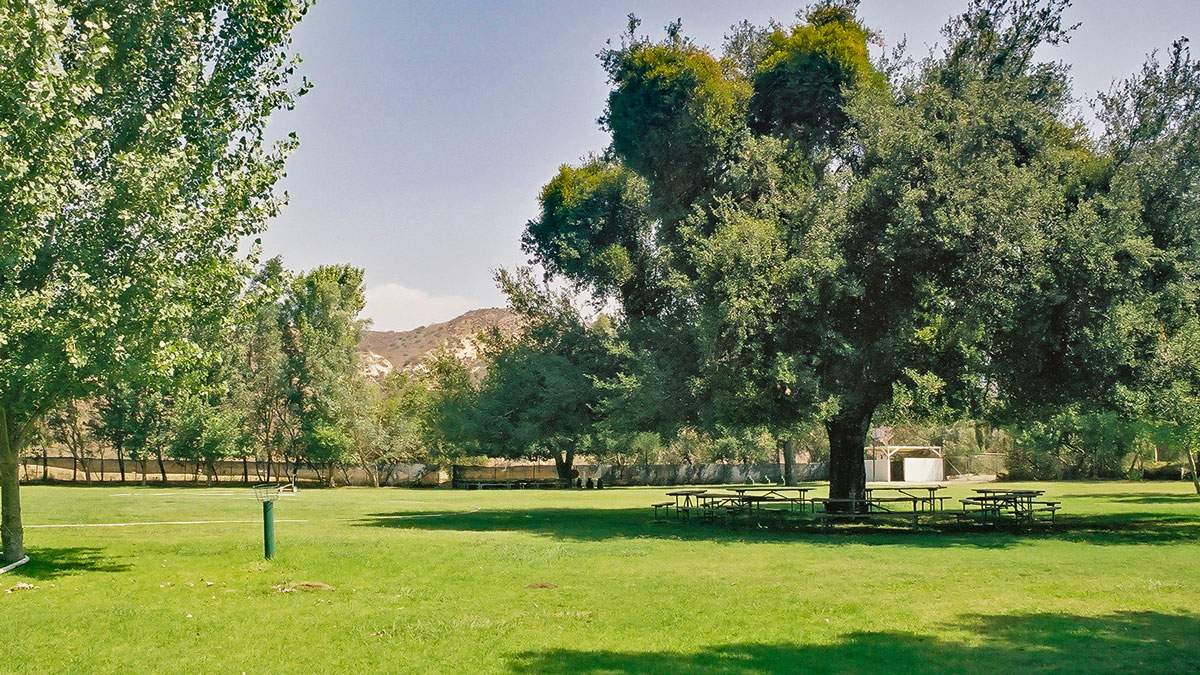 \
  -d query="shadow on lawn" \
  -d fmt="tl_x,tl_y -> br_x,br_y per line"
12,547 -> 131,580
356,506 -> 1200,548
1059,492 -> 1199,504
507,610 -> 1199,674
